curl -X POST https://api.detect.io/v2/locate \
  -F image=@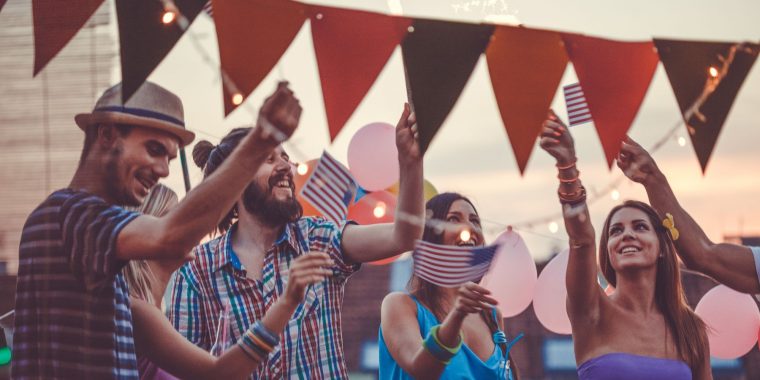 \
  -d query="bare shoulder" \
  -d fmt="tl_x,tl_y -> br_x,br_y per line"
381,292 -> 416,316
